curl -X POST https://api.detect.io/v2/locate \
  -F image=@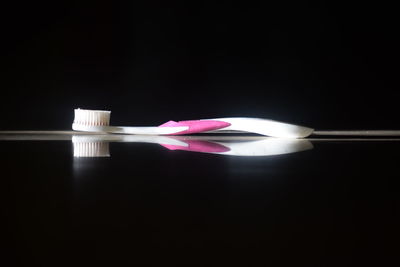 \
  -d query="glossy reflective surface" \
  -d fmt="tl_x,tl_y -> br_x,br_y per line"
3,133 -> 399,266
